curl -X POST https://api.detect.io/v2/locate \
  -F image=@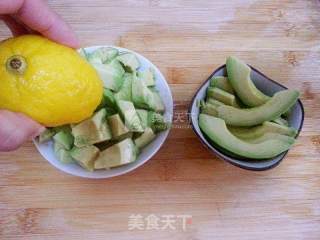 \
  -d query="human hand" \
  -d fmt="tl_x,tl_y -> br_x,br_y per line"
0,0 -> 79,151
